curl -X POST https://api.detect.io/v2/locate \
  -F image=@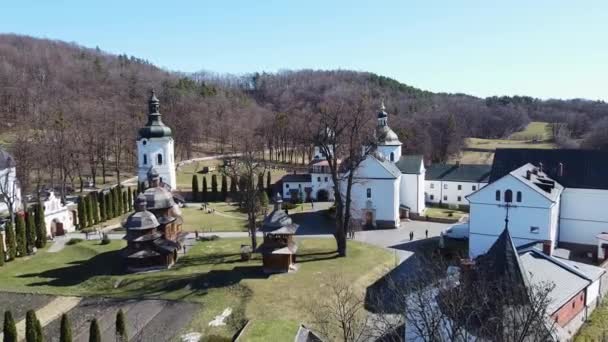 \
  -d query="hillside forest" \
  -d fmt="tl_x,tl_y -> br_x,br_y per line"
1,34 -> 608,195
